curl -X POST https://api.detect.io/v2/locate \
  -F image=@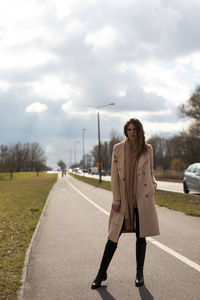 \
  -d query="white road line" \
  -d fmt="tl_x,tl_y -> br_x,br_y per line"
67,179 -> 109,216
147,237 -> 200,272
67,178 -> 200,273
